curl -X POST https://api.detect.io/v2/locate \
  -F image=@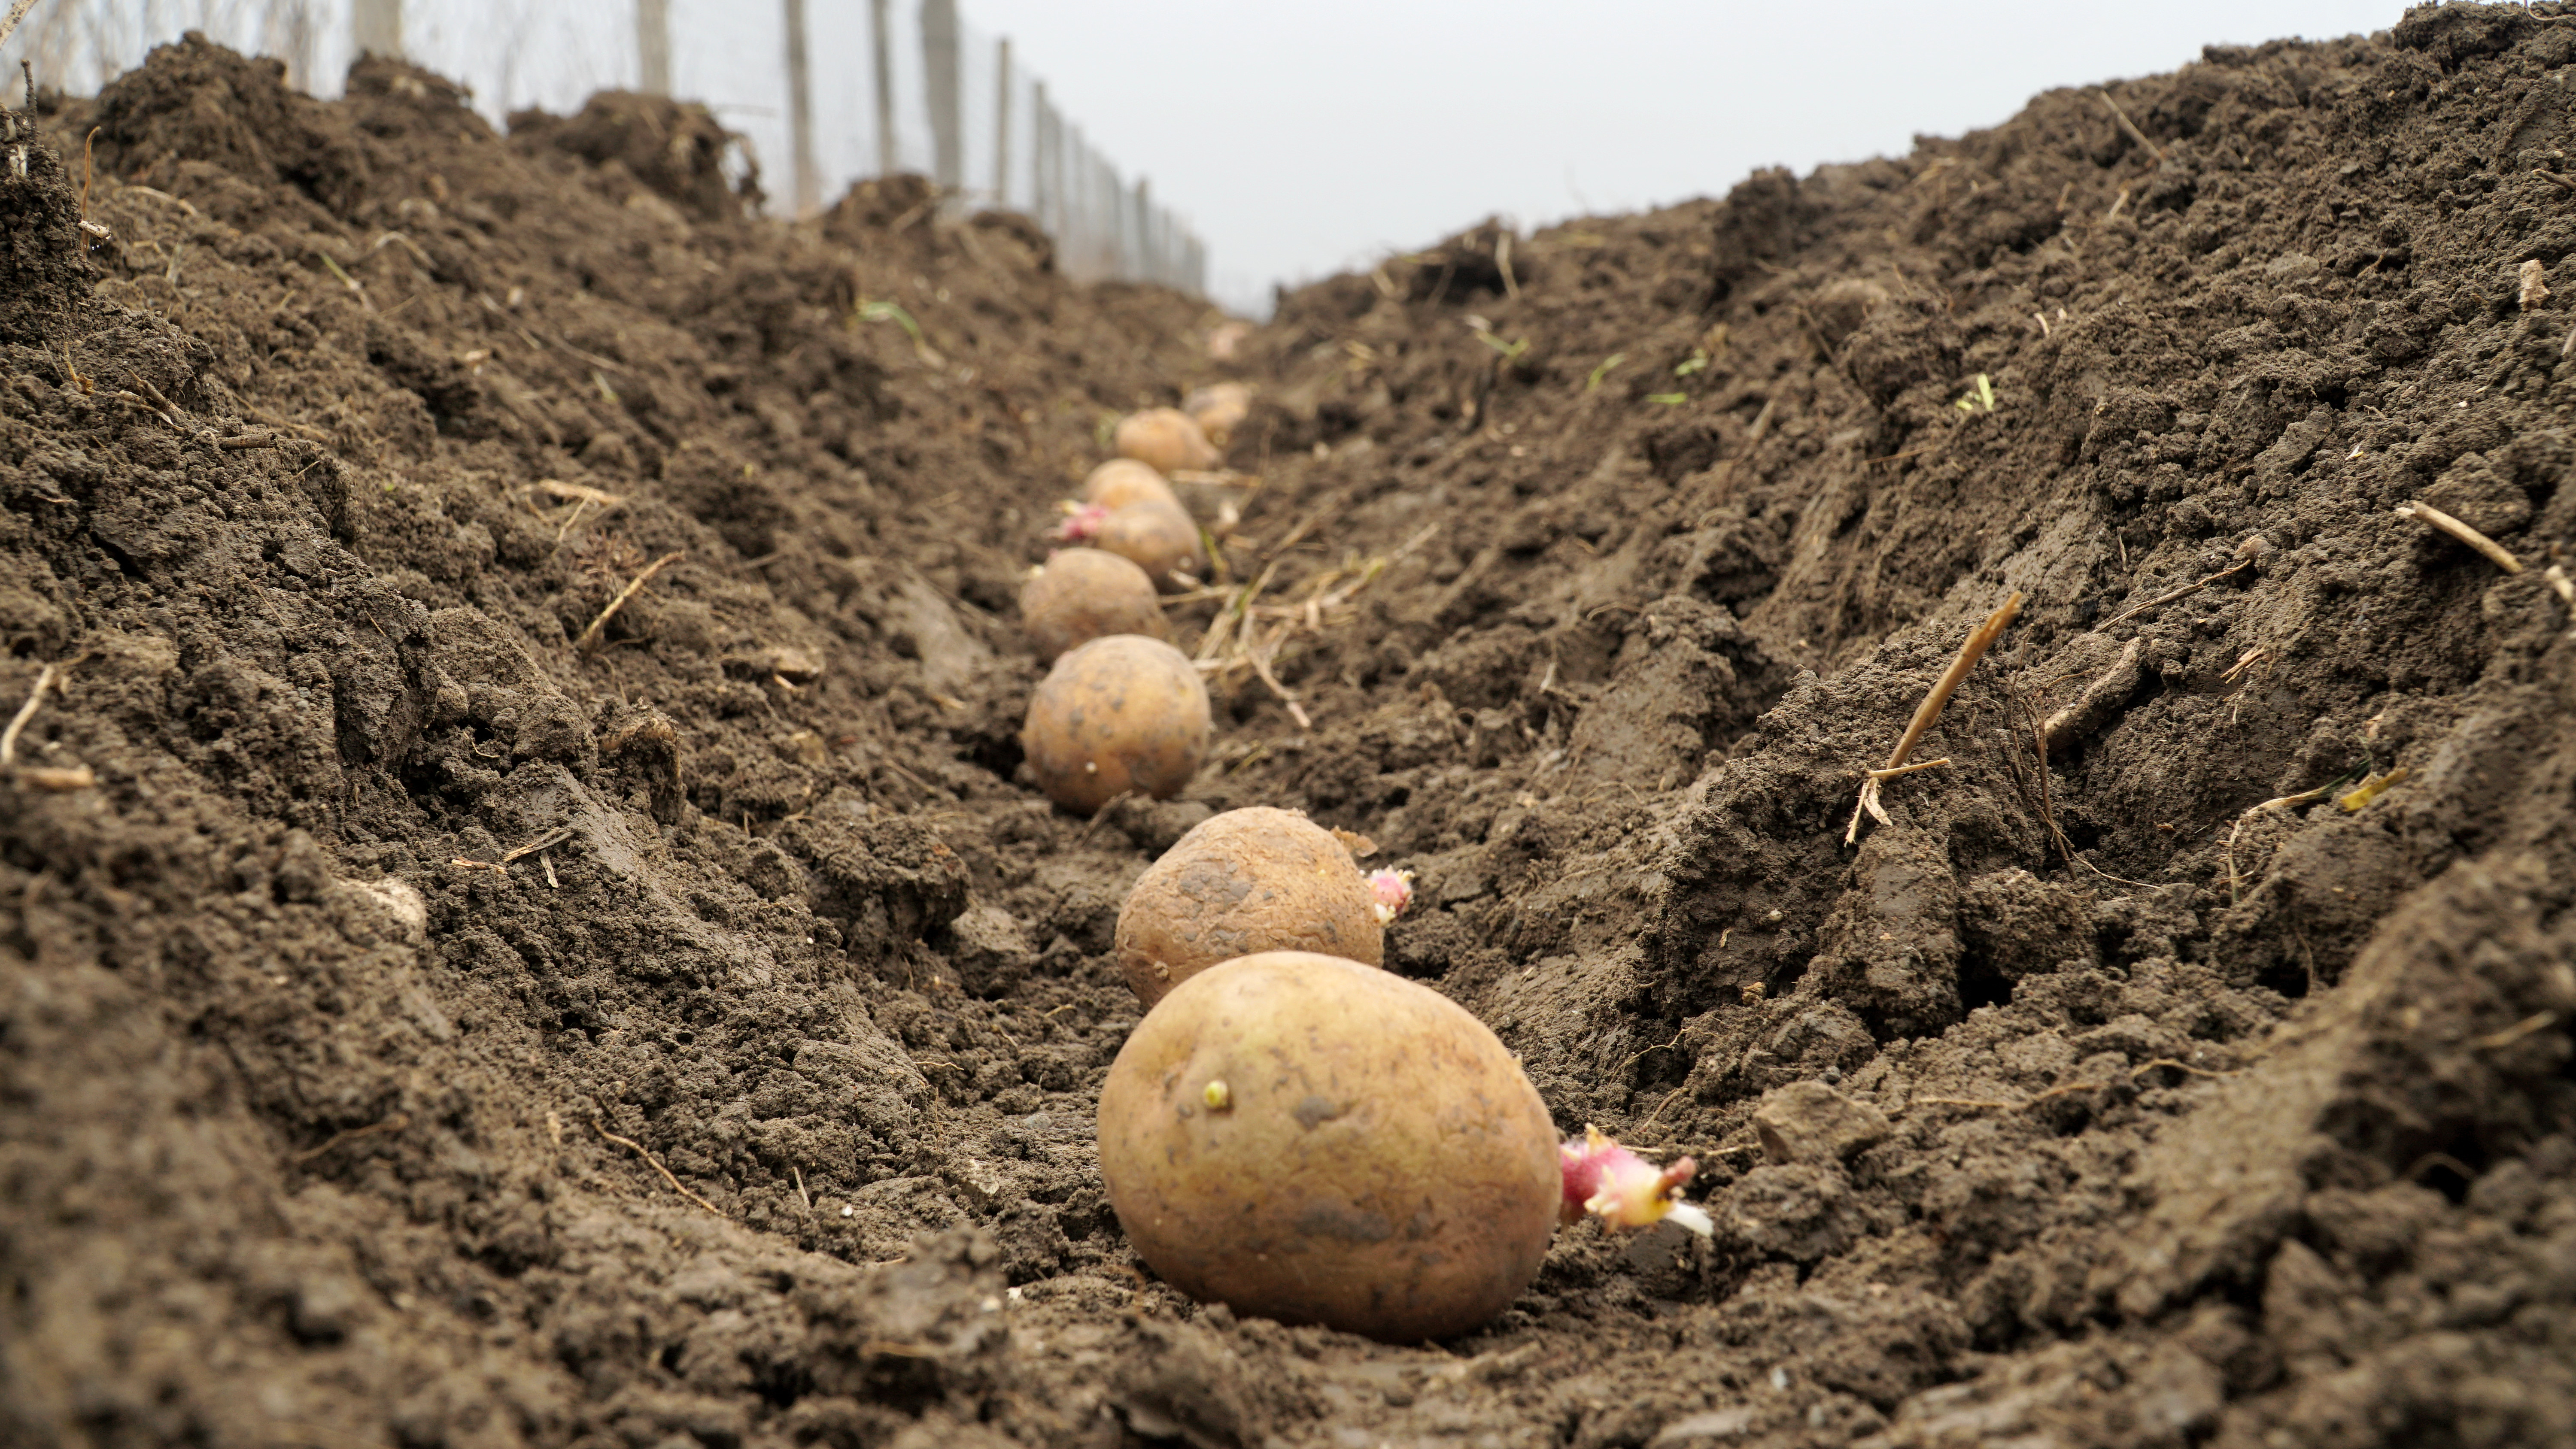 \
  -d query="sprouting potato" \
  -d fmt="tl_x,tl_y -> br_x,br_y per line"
1115,406 -> 1221,473
1021,634 -> 1211,813
1087,496 -> 1206,591
1097,950 -> 1562,1343
1019,548 -> 1168,662
1184,382 -> 1252,446
1083,458 -> 1183,512
1115,806 -> 1383,1006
